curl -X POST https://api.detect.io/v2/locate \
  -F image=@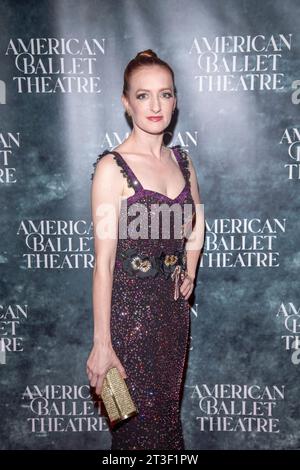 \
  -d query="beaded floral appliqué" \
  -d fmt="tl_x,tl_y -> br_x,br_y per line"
120,248 -> 161,279
119,248 -> 187,280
